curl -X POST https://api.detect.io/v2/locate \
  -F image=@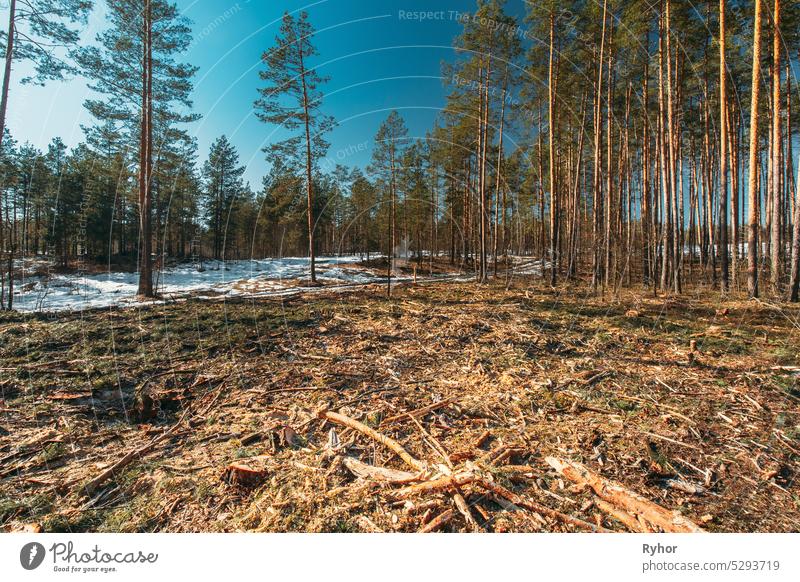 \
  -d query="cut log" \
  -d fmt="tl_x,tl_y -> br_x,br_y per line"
418,509 -> 454,533
319,410 -> 425,472
81,427 -> 173,496
342,457 -> 422,484
473,430 -> 492,448
545,456 -> 704,533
